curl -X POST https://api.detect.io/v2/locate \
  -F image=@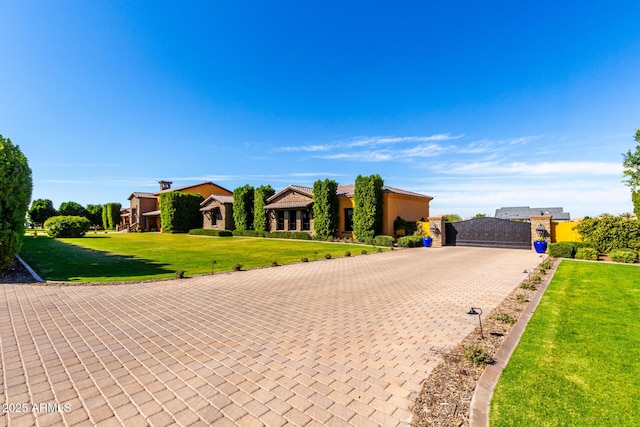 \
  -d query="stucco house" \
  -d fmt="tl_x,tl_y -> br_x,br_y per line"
262,183 -> 432,238
200,195 -> 235,230
127,181 -> 233,231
